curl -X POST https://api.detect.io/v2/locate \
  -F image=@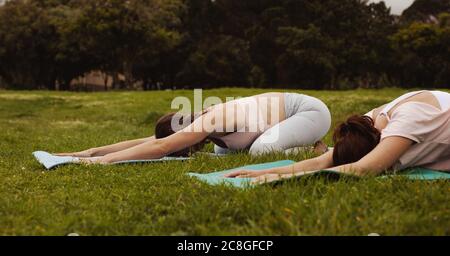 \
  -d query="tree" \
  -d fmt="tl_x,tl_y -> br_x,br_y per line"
0,0 -> 100,90
0,0 -> 58,89
73,0 -> 184,89
276,25 -> 336,89
47,3 -> 96,90
402,0 -> 450,23
391,16 -> 450,88
0,0 -> 448,90
175,35 -> 253,88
